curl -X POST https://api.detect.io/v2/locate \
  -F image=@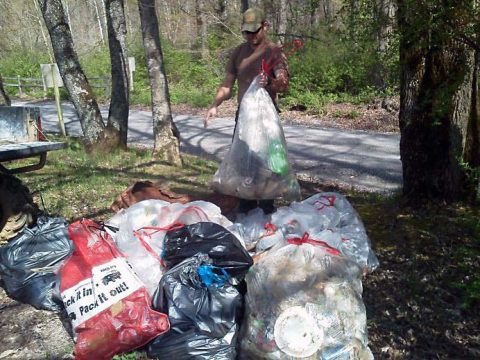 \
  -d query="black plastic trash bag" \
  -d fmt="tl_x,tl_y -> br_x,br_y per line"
148,253 -> 242,360
0,216 -> 73,311
162,222 -> 253,284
